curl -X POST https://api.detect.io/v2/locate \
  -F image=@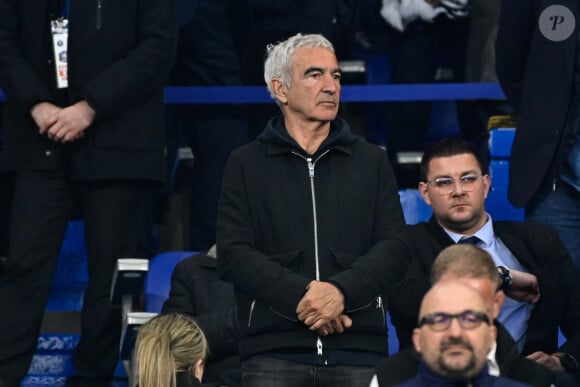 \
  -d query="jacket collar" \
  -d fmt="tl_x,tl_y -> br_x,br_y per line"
417,362 -> 493,385
258,115 -> 357,157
